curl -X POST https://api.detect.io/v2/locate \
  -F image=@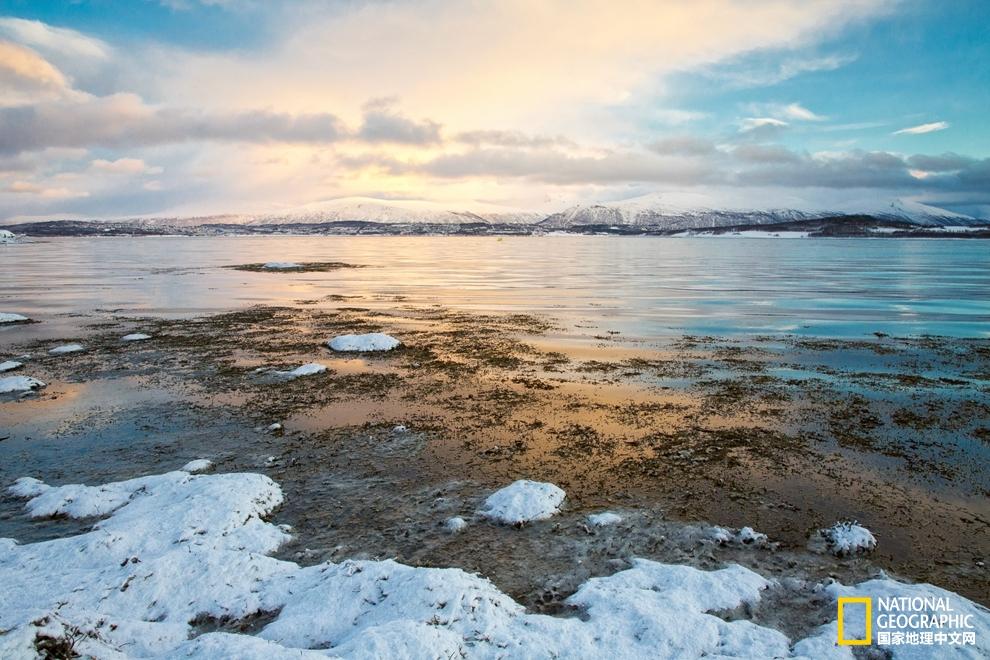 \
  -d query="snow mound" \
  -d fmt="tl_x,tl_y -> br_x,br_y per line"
587,512 -> 623,527
263,262 -> 302,269
0,312 -> 30,323
0,375 -> 45,393
49,343 -> 84,354
121,333 -> 152,342
480,479 -> 565,524
712,525 -> 770,547
444,516 -> 468,533
181,459 -> 213,473
2,469 -> 987,658
812,521 -> 877,557
328,333 -> 401,352
272,362 -> 328,379
0,360 -> 23,372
